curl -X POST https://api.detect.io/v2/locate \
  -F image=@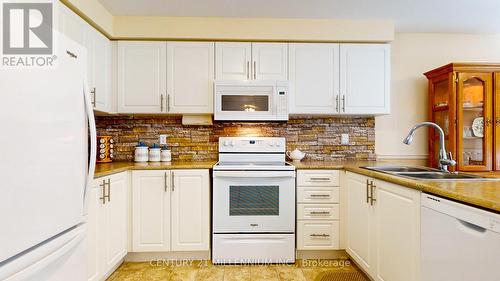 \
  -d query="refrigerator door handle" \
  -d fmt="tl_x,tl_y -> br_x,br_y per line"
83,80 -> 97,208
